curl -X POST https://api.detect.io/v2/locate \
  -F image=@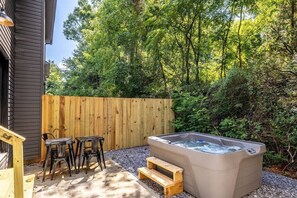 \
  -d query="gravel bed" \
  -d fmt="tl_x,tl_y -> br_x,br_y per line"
106,146 -> 297,198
